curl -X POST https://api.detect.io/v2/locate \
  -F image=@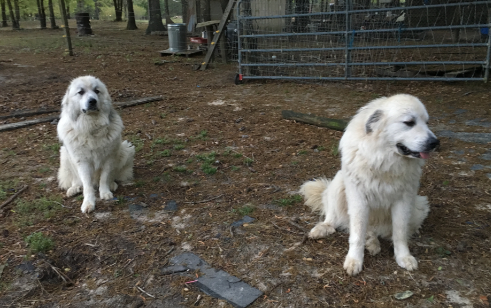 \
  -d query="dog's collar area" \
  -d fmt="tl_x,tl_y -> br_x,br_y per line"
396,143 -> 428,159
